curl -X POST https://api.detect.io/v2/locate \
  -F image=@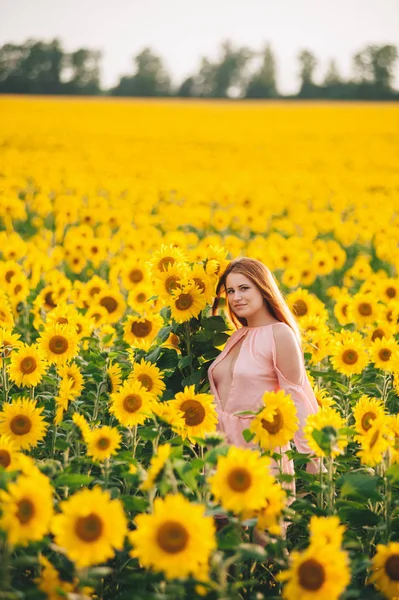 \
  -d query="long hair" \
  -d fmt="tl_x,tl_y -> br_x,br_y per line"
212,257 -> 302,348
